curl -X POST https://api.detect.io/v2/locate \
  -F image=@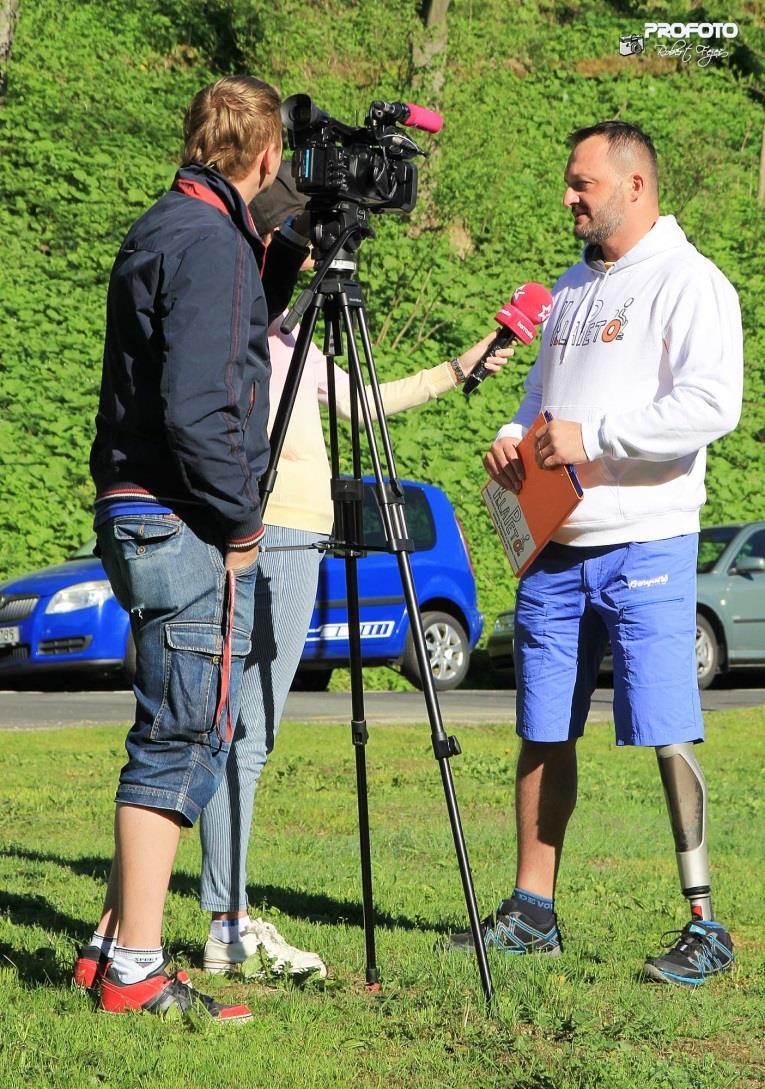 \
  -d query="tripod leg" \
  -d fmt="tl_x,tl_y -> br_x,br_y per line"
396,547 -> 494,1005
346,546 -> 380,987
343,299 -> 495,1007
324,303 -> 380,988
